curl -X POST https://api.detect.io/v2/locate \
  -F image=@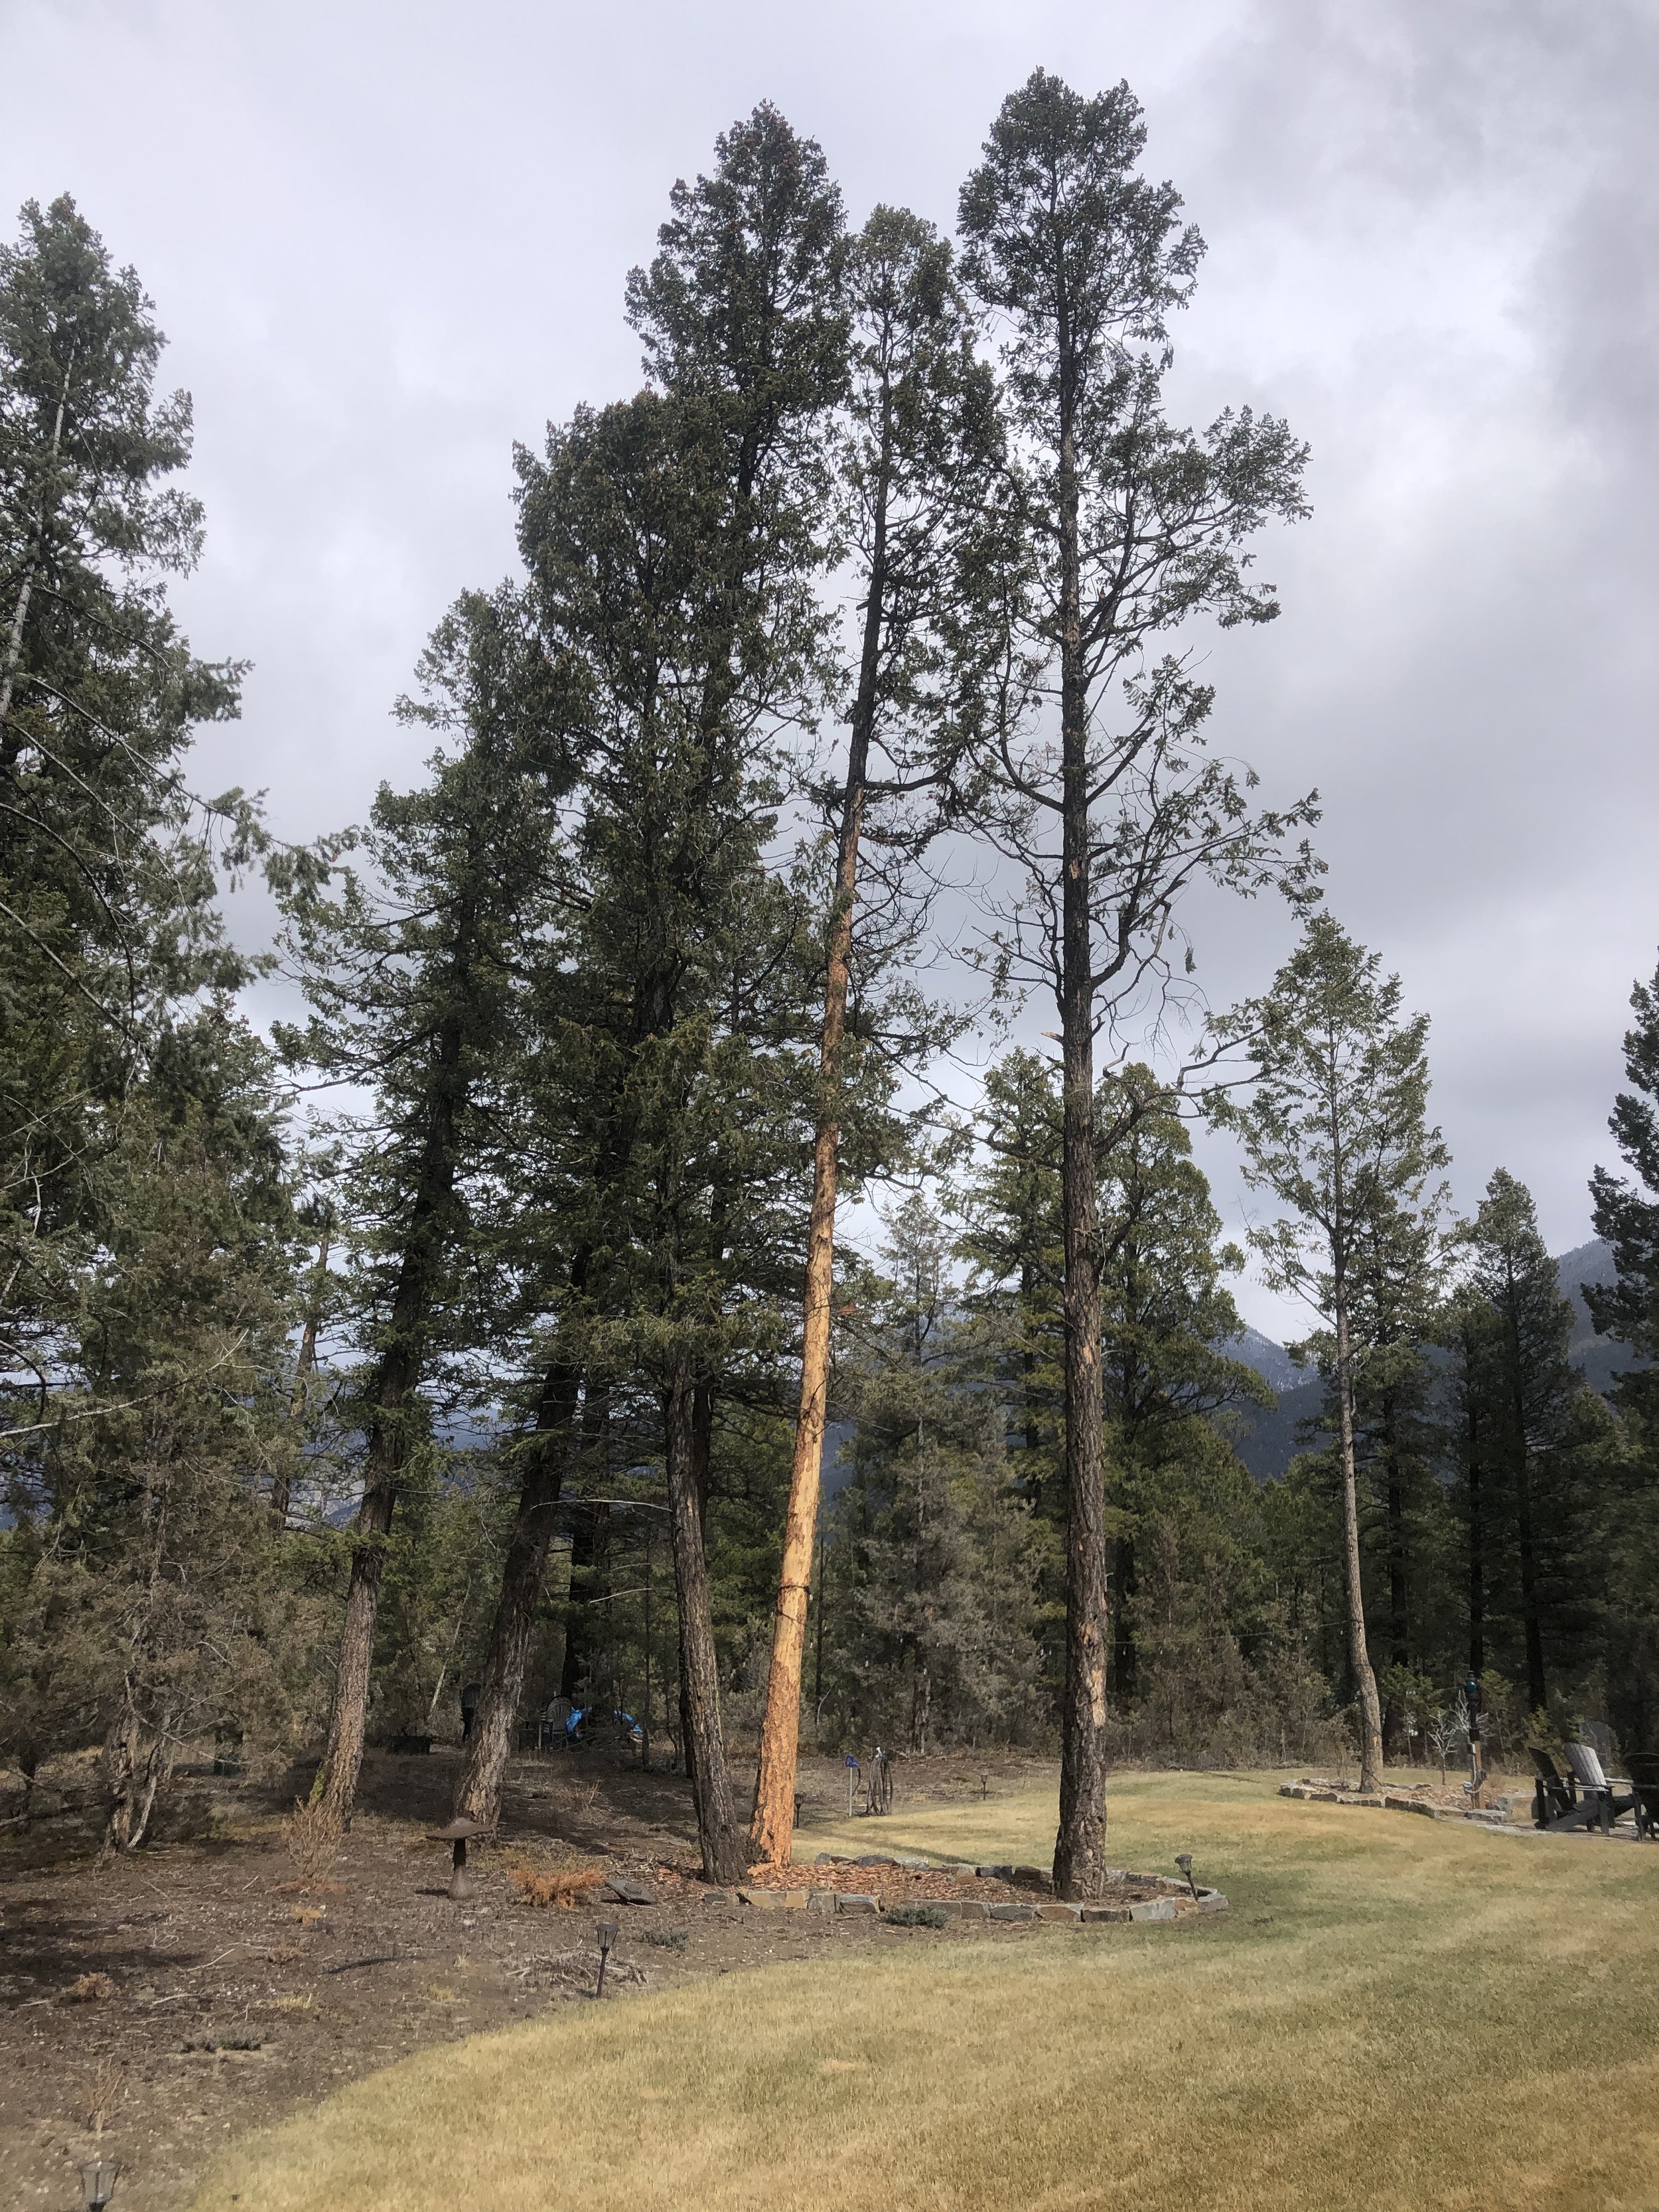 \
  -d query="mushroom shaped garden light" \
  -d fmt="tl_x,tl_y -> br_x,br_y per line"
429,1814 -> 486,1901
